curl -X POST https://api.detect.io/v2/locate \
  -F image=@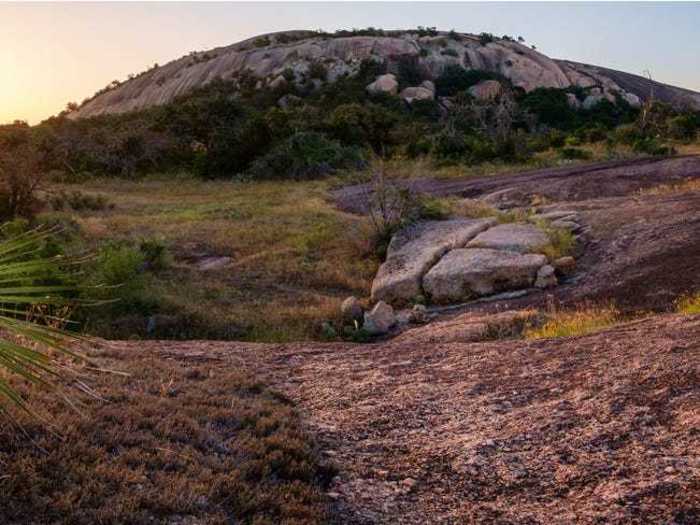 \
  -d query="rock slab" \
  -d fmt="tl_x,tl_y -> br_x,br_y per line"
467,223 -> 549,253
423,248 -> 547,302
371,219 -> 496,304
